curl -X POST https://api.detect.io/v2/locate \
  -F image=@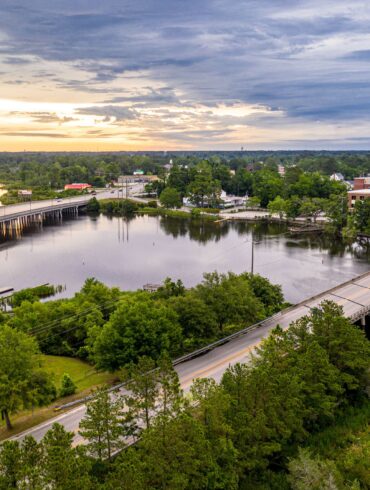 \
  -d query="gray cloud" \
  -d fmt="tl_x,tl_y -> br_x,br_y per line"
2,1 -> 370,146
2,132 -> 69,138
75,105 -> 138,121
